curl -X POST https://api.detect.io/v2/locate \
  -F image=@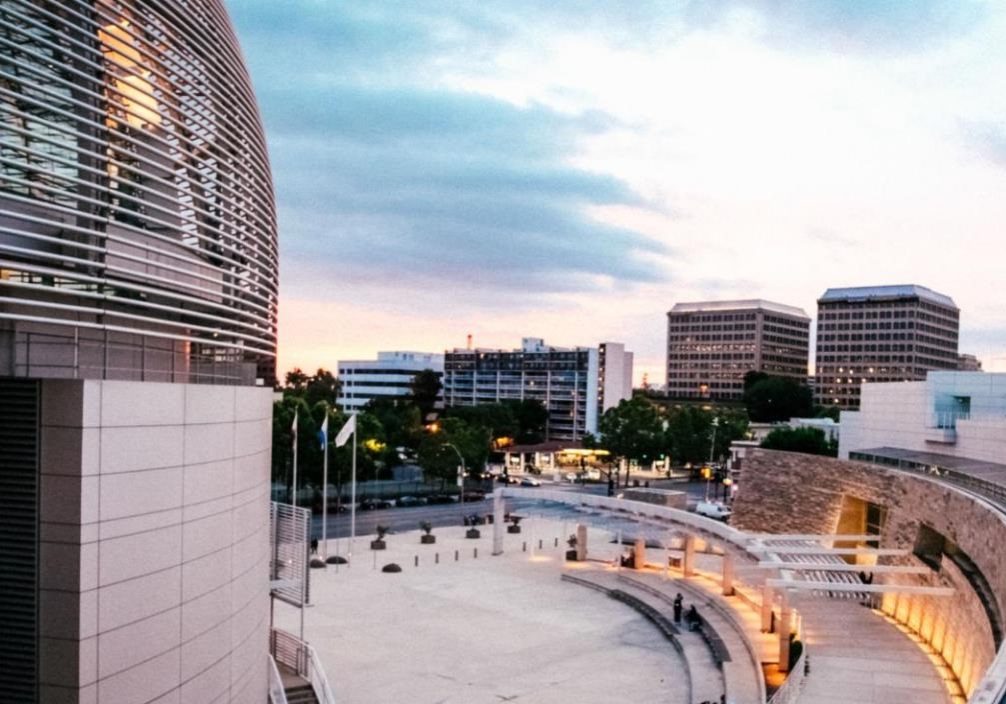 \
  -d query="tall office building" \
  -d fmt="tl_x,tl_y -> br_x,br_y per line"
443,338 -> 633,441
0,2 -> 277,702
666,300 -> 810,401
338,351 -> 444,412
815,285 -> 960,408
